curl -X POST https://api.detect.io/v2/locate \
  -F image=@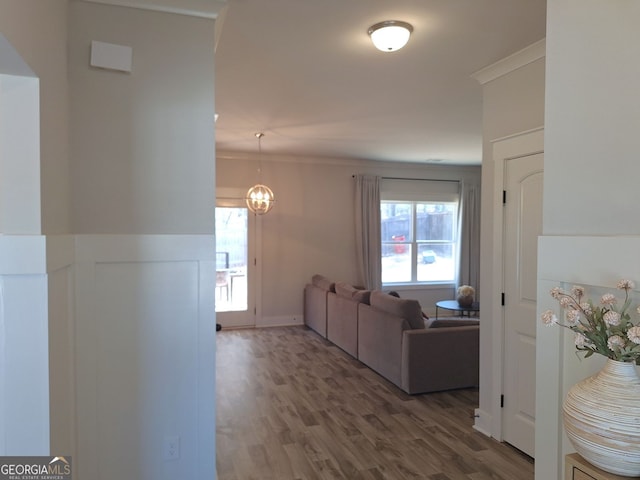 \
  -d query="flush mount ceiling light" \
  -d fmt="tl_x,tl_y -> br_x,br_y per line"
368,20 -> 413,52
246,133 -> 275,215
